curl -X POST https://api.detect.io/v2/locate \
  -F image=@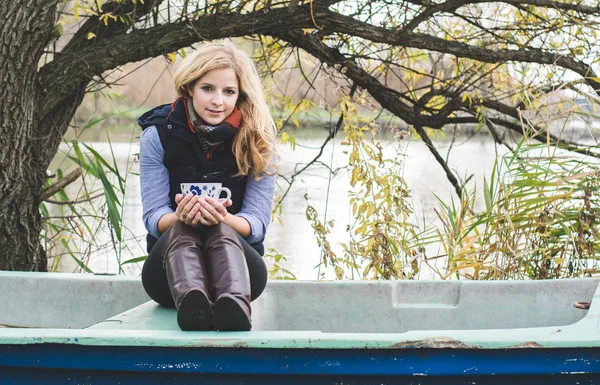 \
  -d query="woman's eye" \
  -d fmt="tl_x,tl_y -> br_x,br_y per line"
201,86 -> 212,91
225,90 -> 236,95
